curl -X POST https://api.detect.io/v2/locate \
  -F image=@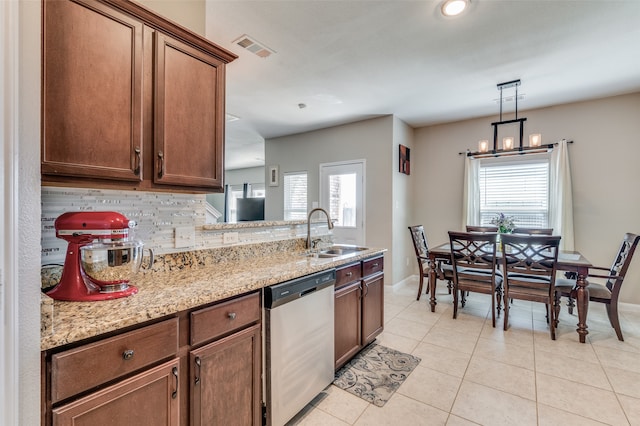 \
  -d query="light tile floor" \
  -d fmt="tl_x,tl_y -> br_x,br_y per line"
290,277 -> 640,425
